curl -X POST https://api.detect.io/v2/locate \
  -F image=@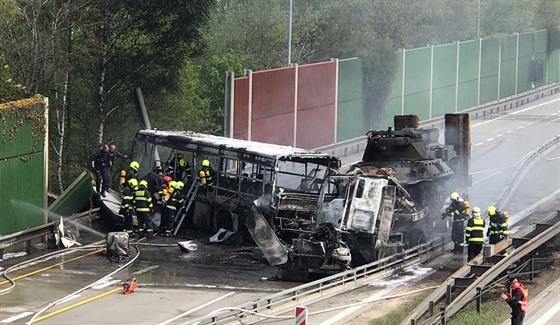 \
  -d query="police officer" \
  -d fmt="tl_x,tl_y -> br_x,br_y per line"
501,278 -> 528,325
91,144 -> 111,197
120,178 -> 138,236
133,180 -> 154,238
487,206 -> 509,244
465,206 -> 485,261
442,192 -> 468,254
